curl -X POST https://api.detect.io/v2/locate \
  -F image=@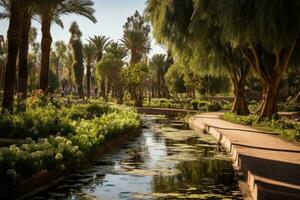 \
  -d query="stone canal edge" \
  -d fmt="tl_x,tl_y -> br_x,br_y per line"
189,112 -> 300,200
